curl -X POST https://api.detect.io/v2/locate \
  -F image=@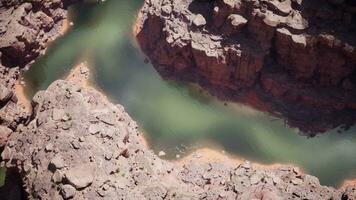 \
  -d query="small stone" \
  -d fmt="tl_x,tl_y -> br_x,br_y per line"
291,178 -> 303,185
213,6 -> 219,14
52,170 -> 63,183
193,14 -> 206,27
97,189 -> 107,197
7,141 -> 15,148
158,151 -> 166,157
266,0 -> 292,15
61,184 -> 76,199
219,192 -> 226,198
79,137 -> 85,142
161,5 -> 172,15
45,143 -> 54,152
102,184 -> 110,191
105,152 -> 113,160
23,164 -> 32,173
101,129 -> 114,139
304,175 -> 320,185
88,124 -> 101,135
61,122 -> 72,130
272,176 -> 282,185
65,165 -> 93,189
80,66 -> 89,75
176,154 -> 180,159
50,155 -> 65,169
221,0 -> 236,9
62,113 -> 71,121
71,141 -> 80,149
286,11 -> 308,30
1,146 -> 12,160
97,183 -> 110,197
228,14 -> 247,29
